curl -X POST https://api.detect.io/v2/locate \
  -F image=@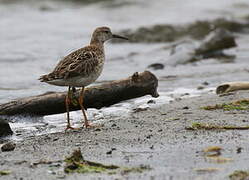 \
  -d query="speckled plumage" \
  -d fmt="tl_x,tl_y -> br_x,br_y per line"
39,45 -> 105,87
39,26 -> 128,129
39,27 -> 108,87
